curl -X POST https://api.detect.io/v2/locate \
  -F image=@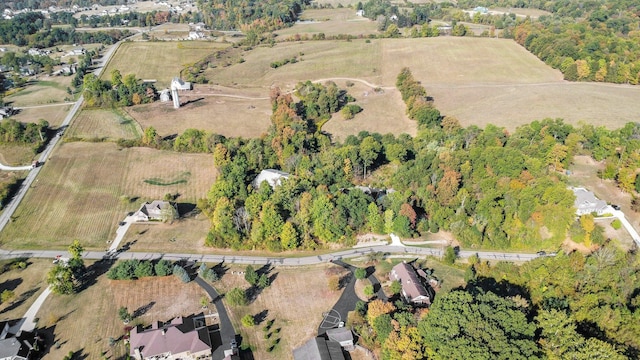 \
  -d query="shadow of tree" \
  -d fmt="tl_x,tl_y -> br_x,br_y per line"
0,286 -> 40,314
133,301 -> 155,318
